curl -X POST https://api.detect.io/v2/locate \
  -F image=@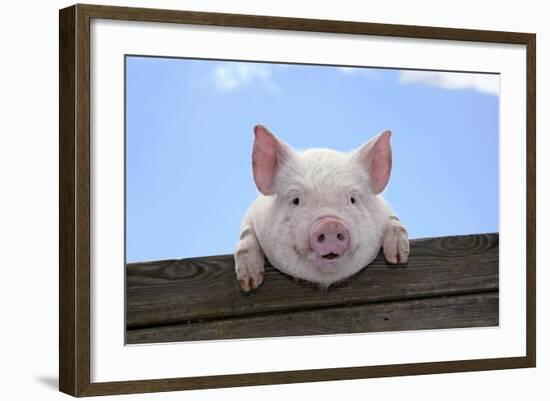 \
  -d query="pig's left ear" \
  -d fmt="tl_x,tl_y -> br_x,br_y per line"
252,125 -> 293,195
352,130 -> 392,194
